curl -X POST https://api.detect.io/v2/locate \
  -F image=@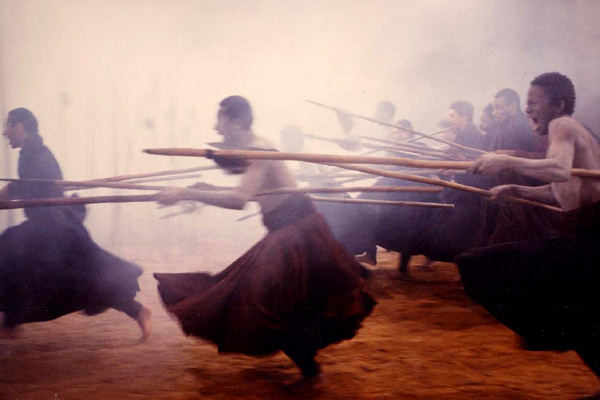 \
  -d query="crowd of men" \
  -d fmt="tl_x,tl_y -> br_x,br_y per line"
2,72 -> 600,393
